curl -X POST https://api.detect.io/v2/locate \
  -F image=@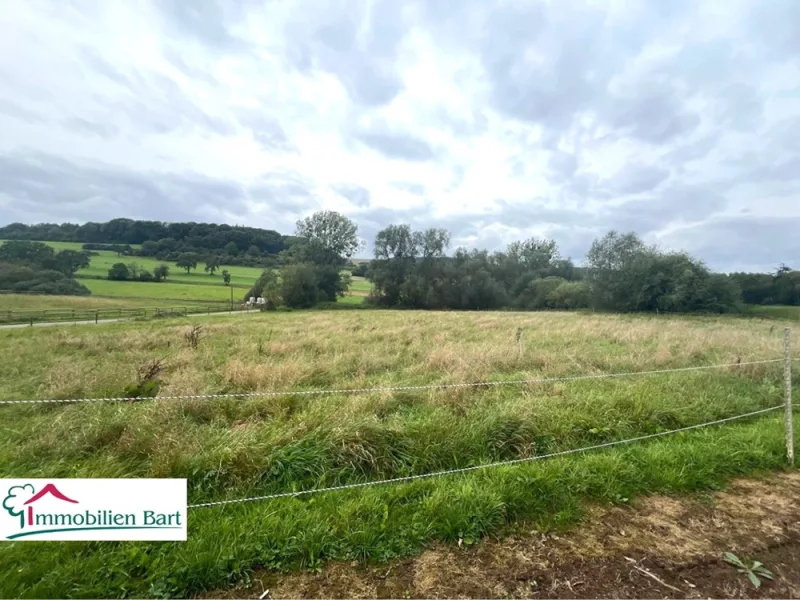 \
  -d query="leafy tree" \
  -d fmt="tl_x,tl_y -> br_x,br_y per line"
224,242 -> 239,255
221,269 -> 231,286
281,264 -> 319,308
126,262 -> 140,279
294,210 -> 363,266
204,256 -> 221,275
246,245 -> 261,257
153,264 -> 170,282
107,262 -> 130,281
176,252 -> 200,274
53,250 -> 90,276
138,269 -> 154,282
